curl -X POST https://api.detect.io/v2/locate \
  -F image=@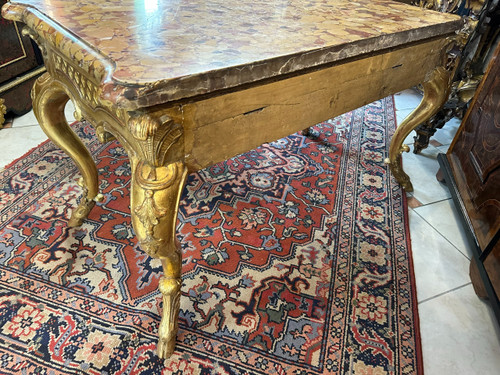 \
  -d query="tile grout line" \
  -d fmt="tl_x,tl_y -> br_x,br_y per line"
412,206 -> 472,261
419,282 -> 471,304
415,196 -> 453,208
